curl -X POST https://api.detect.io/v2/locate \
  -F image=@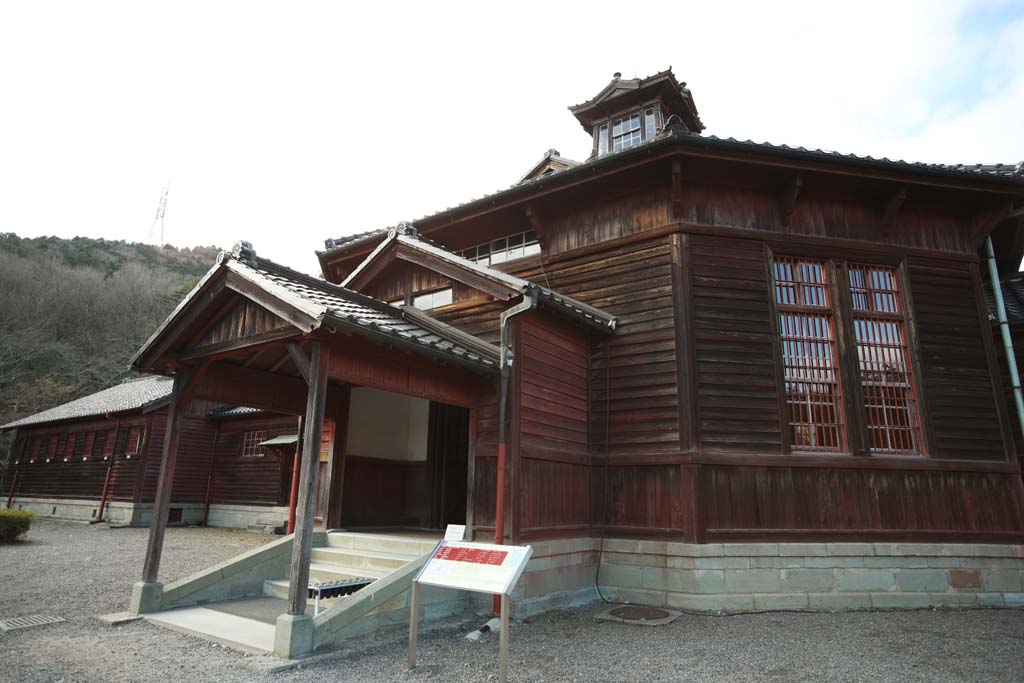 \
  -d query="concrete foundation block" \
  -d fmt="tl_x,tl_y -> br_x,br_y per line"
724,569 -> 780,593
929,593 -> 979,608
982,570 -> 1023,592
864,556 -> 927,569
723,543 -> 779,557
1001,592 -> 1024,607
925,557 -> 963,568
808,593 -> 872,611
804,557 -> 866,569
895,569 -> 949,593
835,569 -> 896,592
753,593 -> 809,611
869,592 -> 931,609
977,592 -> 1007,607
779,543 -> 827,557
780,568 -> 834,593
826,543 -> 876,557
274,613 -> 313,659
129,582 -> 163,615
